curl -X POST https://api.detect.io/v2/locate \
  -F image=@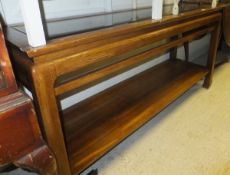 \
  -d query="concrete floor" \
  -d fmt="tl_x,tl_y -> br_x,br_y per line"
2,56 -> 230,175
